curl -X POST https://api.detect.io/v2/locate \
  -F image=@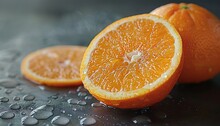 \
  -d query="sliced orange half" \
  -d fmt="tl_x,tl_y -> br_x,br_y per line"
21,45 -> 86,87
80,14 -> 183,108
